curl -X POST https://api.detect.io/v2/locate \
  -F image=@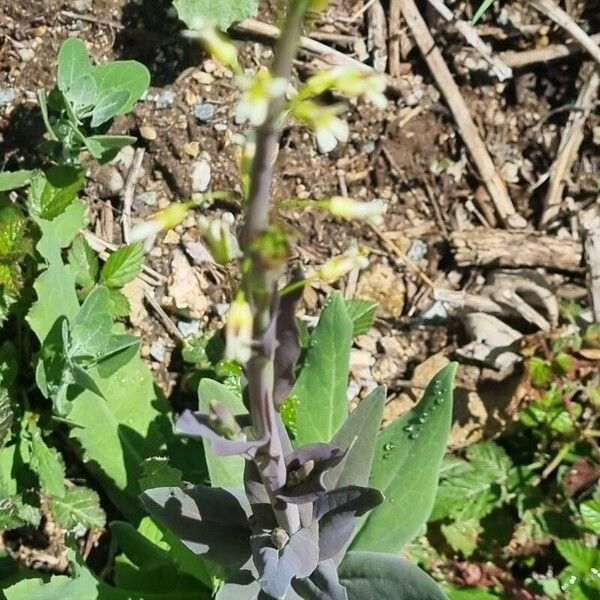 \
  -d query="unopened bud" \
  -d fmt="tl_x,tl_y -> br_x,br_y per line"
130,202 -> 190,242
287,459 -> 316,487
197,212 -> 241,264
329,196 -> 387,225
225,292 -> 253,364
271,527 -> 290,550
318,247 -> 369,282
